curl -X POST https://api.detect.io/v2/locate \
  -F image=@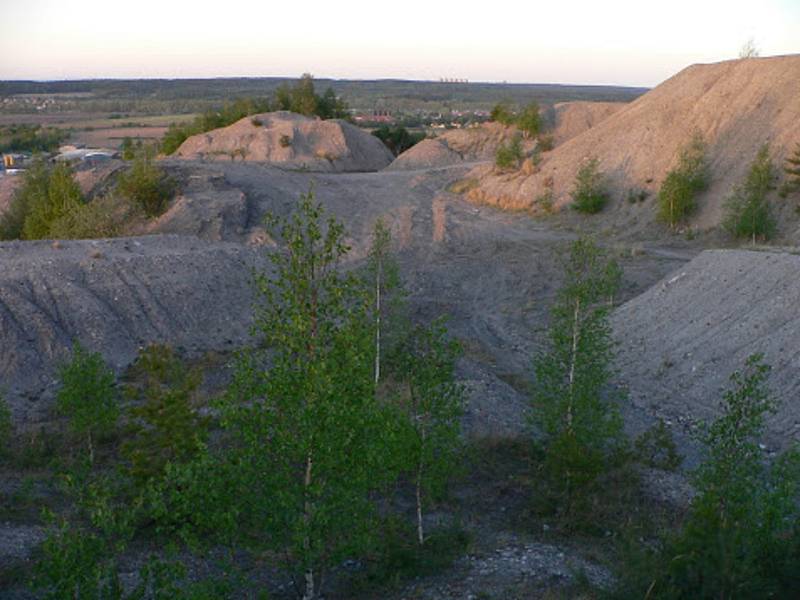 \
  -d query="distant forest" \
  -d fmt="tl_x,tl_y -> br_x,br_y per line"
0,78 -> 648,115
